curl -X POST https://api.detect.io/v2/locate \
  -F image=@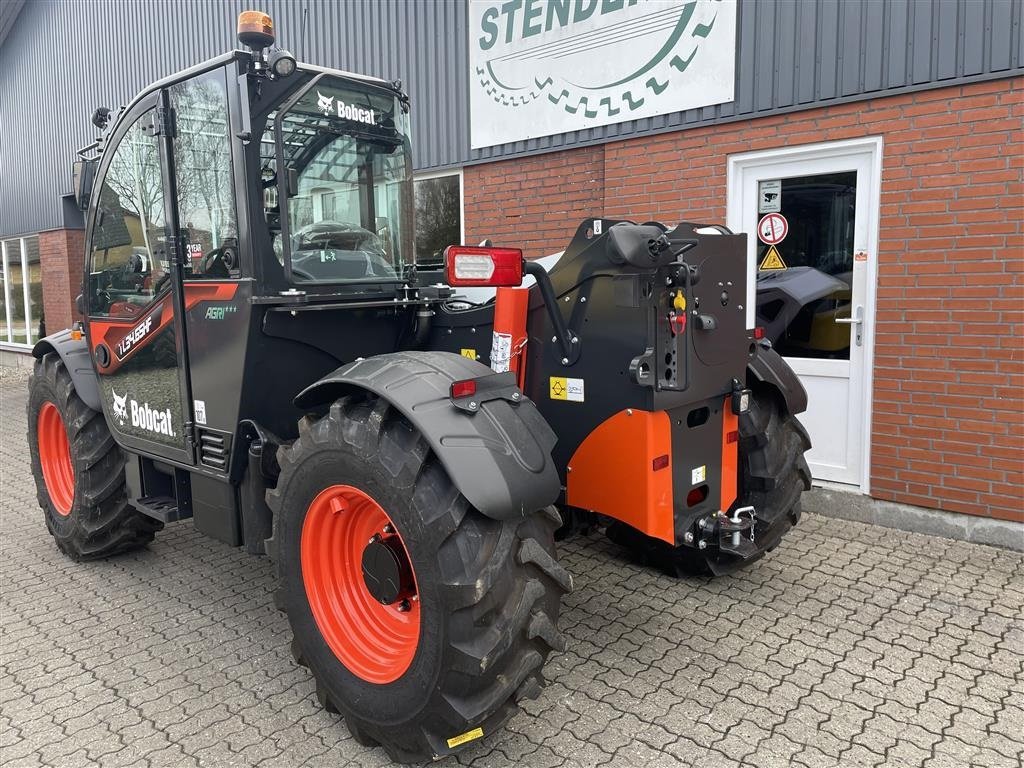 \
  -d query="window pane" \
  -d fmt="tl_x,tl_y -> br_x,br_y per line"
4,239 -> 27,344
171,70 -> 239,278
279,80 -> 412,283
414,175 -> 461,261
24,236 -> 41,341
755,171 -> 856,360
1,239 -> 15,343
88,110 -> 167,318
